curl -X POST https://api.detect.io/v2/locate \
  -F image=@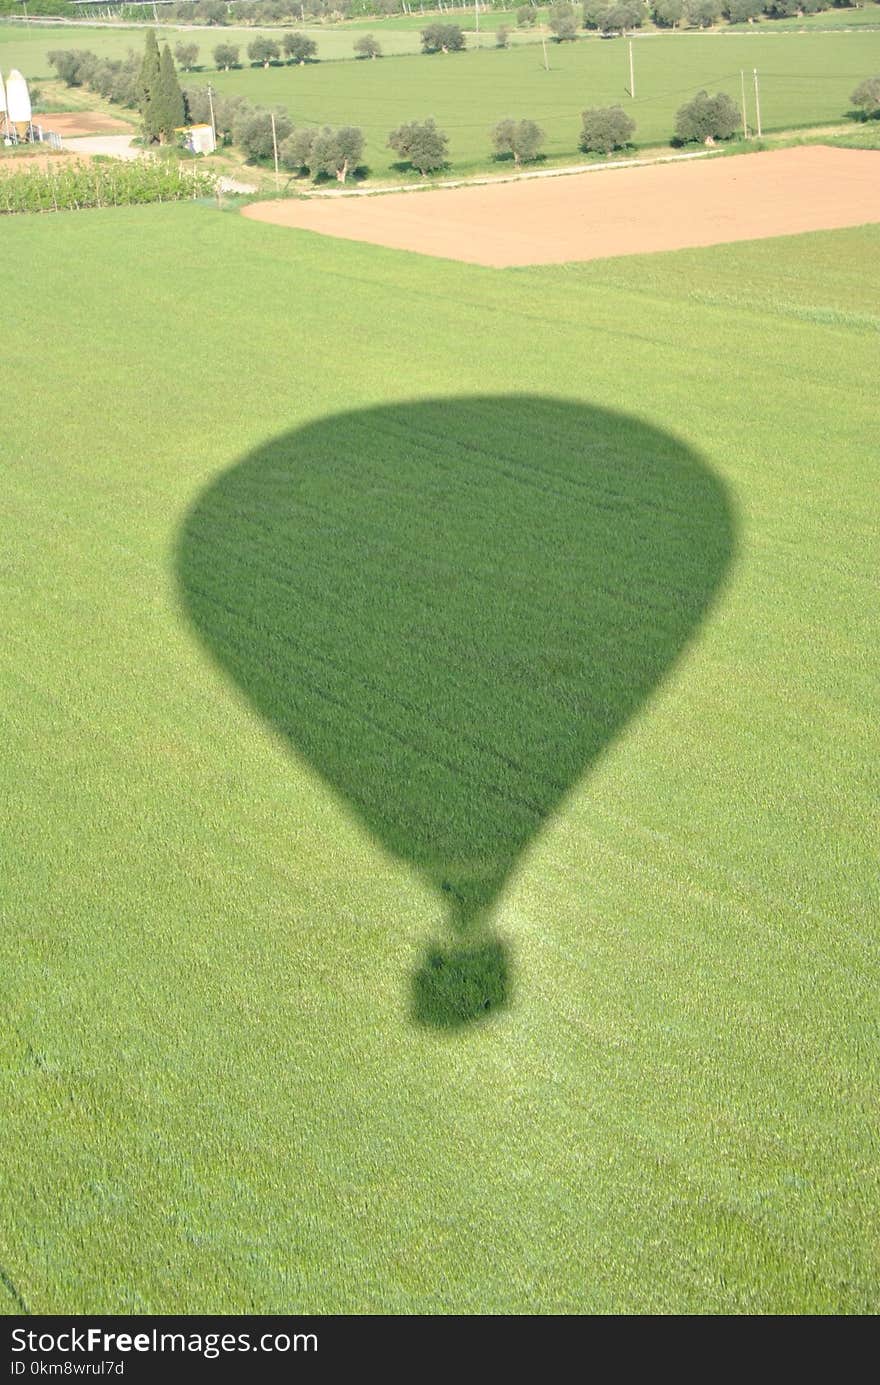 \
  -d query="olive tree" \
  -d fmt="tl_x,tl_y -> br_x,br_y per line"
492,117 -> 545,166
851,75 -> 880,119
234,105 -> 292,159
247,37 -> 281,69
579,105 -> 636,153
283,31 -> 318,64
673,90 -> 739,143
584,0 -> 642,30
388,117 -> 449,174
421,23 -> 466,53
548,2 -> 579,39
174,42 -> 199,71
213,43 -> 240,71
723,0 -> 762,20
683,0 -> 722,26
280,127 -> 316,173
354,34 -> 382,59
651,0 -> 684,25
